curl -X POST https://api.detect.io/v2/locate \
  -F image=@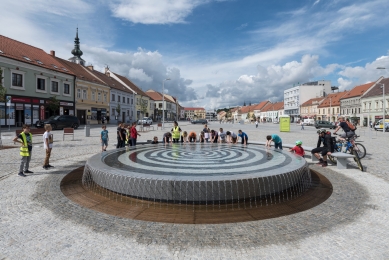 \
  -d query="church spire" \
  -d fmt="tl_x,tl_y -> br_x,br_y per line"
69,27 -> 85,65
